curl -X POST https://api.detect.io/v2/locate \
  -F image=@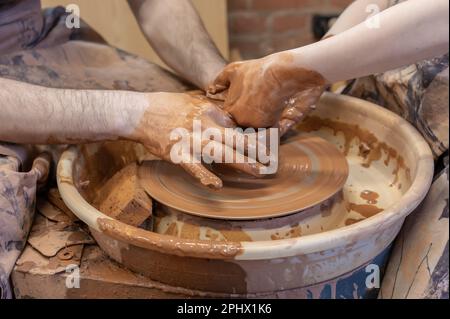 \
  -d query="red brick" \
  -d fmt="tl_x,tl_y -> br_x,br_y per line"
251,0 -> 315,11
227,0 -> 332,59
272,13 -> 308,33
228,0 -> 250,11
329,0 -> 353,9
230,37 -> 270,59
271,32 -> 315,52
229,12 -> 267,34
